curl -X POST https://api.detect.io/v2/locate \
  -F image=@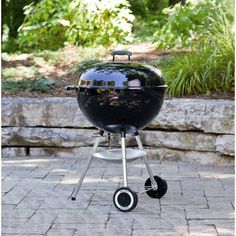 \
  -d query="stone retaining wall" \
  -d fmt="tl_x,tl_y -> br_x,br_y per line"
2,97 -> 234,165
